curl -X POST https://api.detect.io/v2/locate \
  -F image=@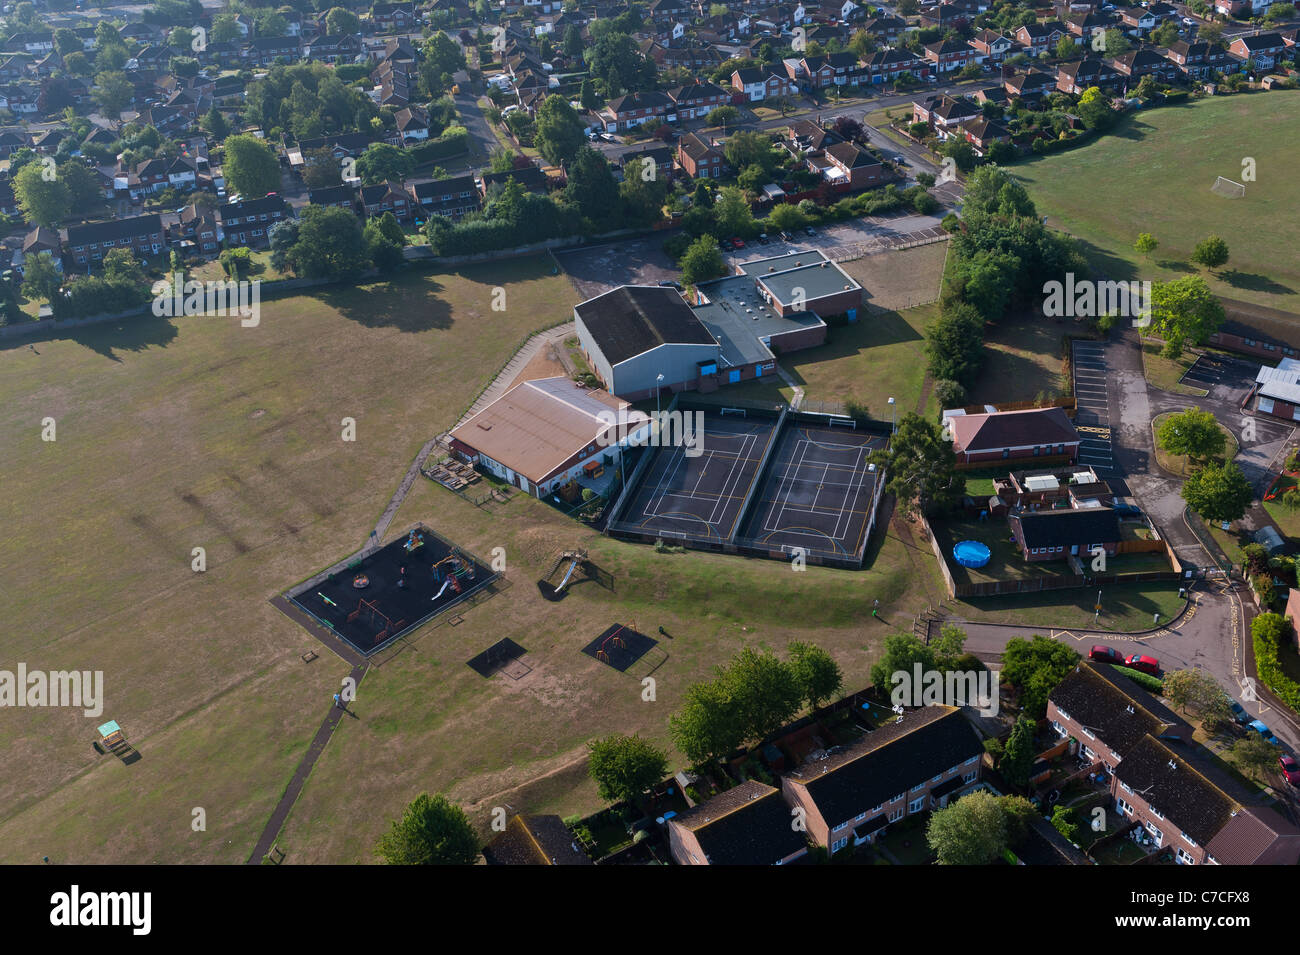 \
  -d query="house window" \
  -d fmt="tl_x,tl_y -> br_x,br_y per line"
962,770 -> 977,783
908,796 -> 927,814
1146,823 -> 1163,846
1175,846 -> 1194,865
